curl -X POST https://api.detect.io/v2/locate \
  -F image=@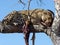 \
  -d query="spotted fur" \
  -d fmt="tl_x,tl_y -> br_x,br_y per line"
2,9 -> 54,27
